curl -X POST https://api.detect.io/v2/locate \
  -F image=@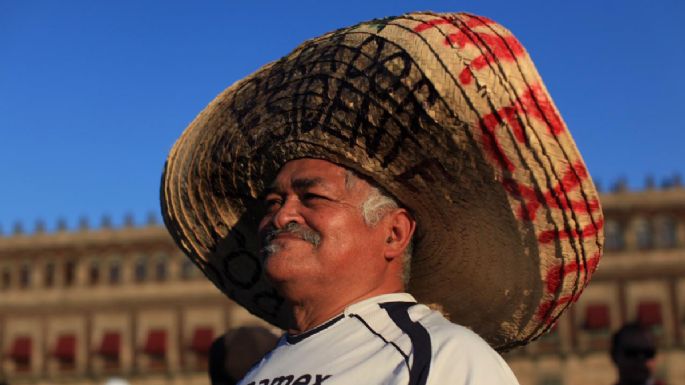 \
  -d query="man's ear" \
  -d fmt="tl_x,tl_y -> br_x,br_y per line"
383,208 -> 416,261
